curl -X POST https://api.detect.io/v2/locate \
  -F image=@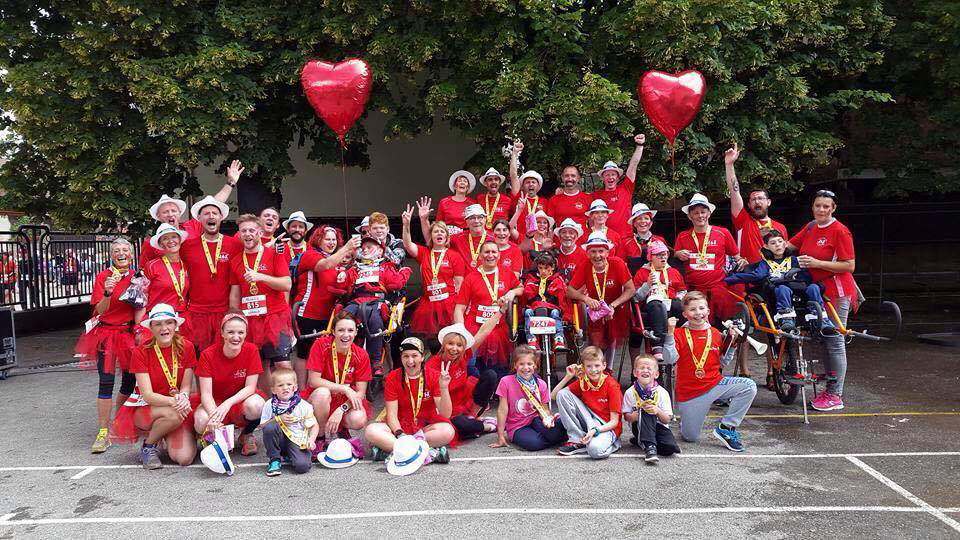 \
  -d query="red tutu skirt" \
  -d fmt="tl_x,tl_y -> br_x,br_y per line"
409,297 -> 456,336
466,319 -> 513,367
75,324 -> 134,372
111,393 -> 200,444
400,413 -> 454,439
587,305 -> 630,350
247,310 -> 292,347
188,308 -> 228,352
450,375 -> 478,417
